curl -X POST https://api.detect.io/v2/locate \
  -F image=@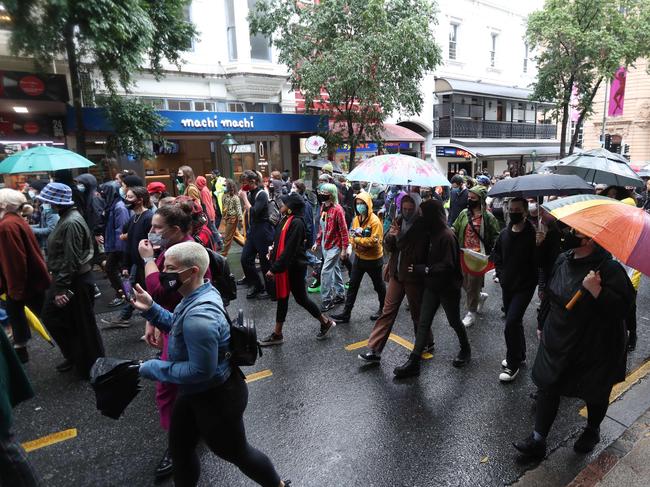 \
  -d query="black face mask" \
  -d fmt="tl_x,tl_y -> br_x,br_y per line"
467,199 -> 480,210
509,212 -> 524,225
159,269 -> 189,292
124,202 -> 134,210
317,193 -> 330,204
176,176 -> 184,184
562,230 -> 583,250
